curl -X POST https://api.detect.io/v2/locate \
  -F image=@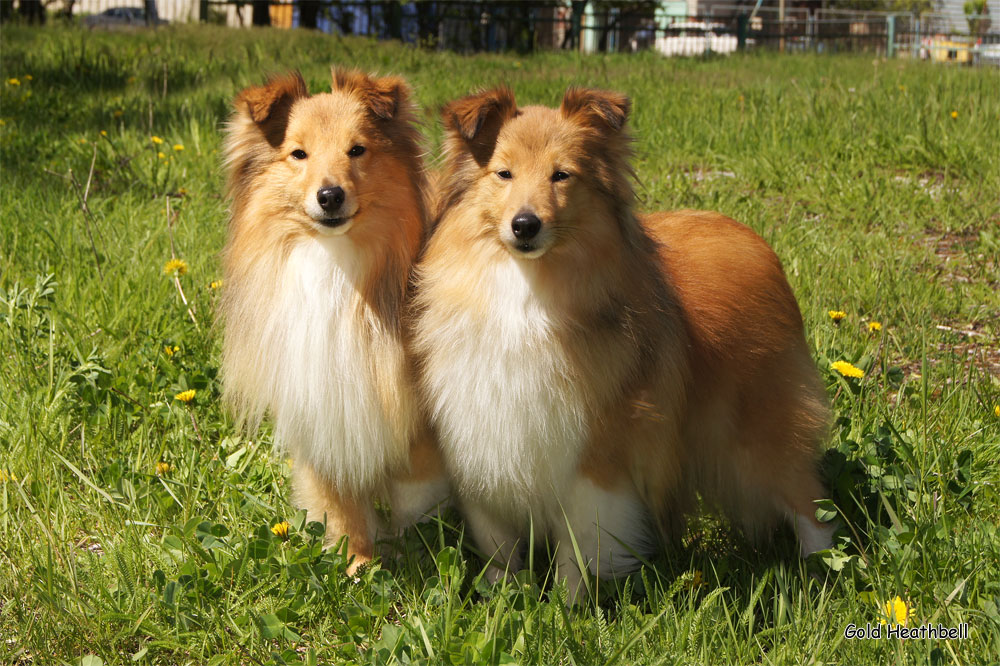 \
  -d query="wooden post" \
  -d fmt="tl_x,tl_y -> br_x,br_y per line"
779,0 -> 785,53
